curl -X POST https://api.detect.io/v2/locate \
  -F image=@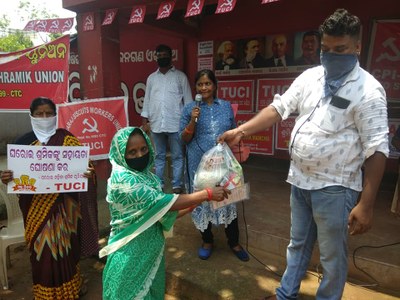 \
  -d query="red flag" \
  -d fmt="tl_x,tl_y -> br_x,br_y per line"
157,1 -> 176,20
215,0 -> 237,14
22,18 -> 74,33
102,9 -> 118,26
261,0 -> 280,3
23,20 -> 36,31
82,13 -> 95,31
129,5 -> 146,24
185,0 -> 205,18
